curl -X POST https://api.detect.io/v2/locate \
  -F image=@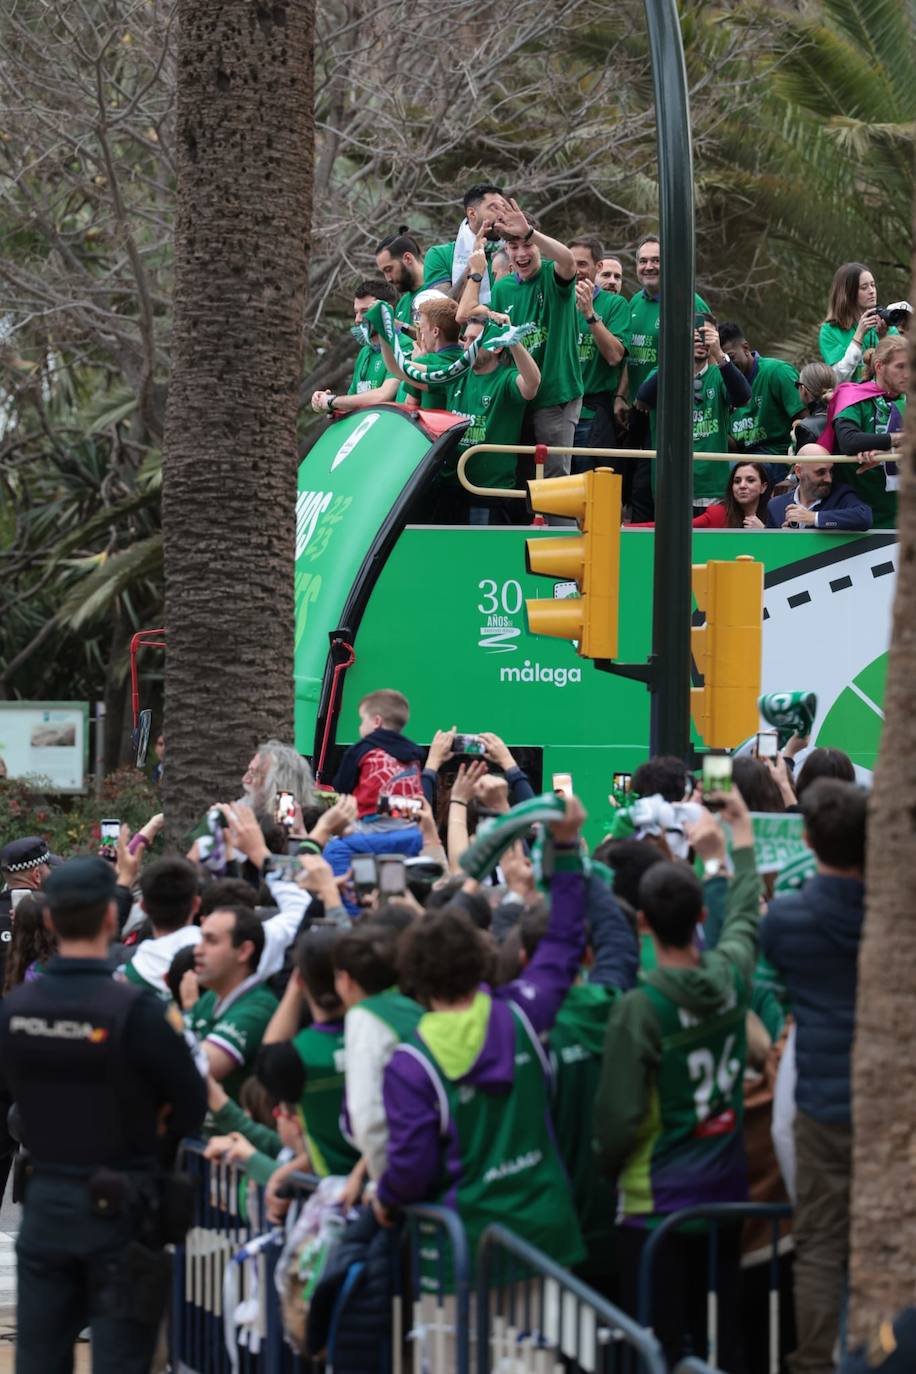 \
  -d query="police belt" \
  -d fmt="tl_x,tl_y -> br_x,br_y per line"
21,1158 -> 194,1244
